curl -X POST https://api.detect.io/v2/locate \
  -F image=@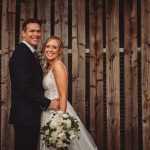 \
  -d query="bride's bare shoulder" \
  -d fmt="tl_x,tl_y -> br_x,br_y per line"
52,60 -> 68,76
